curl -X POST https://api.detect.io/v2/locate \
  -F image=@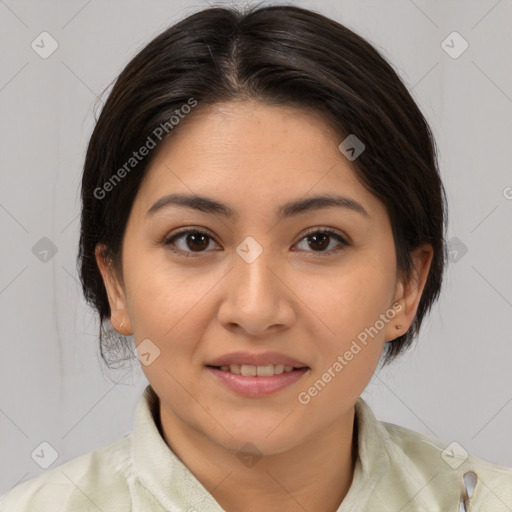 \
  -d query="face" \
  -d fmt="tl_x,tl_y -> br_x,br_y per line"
97,101 -> 432,456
